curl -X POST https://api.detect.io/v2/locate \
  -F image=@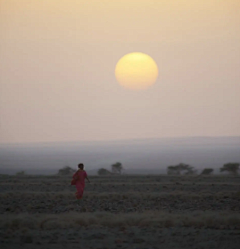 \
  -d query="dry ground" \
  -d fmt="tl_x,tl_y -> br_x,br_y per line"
0,174 -> 240,248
